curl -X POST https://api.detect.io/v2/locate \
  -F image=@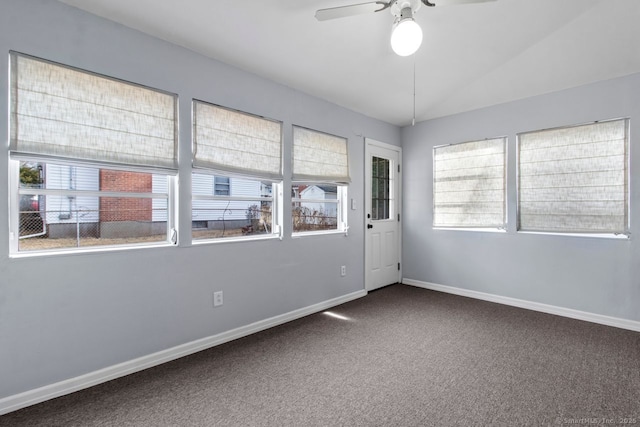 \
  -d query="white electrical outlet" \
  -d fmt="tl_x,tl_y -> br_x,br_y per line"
213,291 -> 223,307
340,265 -> 347,277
